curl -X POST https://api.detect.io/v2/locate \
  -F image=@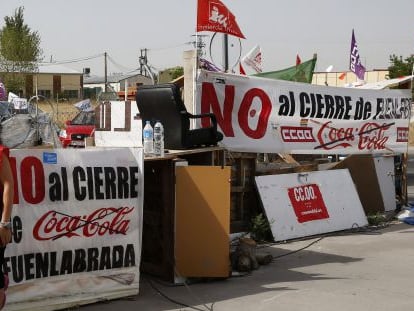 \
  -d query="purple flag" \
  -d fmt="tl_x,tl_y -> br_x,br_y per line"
349,29 -> 366,80
199,58 -> 222,72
